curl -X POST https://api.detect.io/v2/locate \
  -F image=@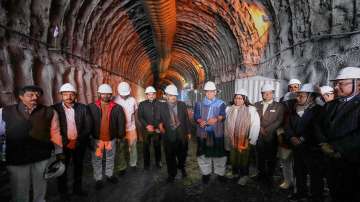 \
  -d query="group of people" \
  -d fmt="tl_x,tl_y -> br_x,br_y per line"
0,66 -> 359,202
